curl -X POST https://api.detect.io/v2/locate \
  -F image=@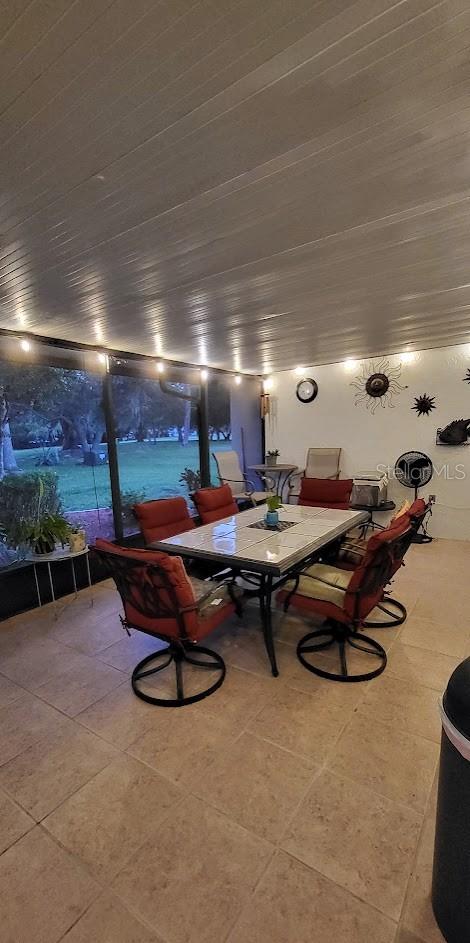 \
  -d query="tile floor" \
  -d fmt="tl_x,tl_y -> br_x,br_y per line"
0,539 -> 466,942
